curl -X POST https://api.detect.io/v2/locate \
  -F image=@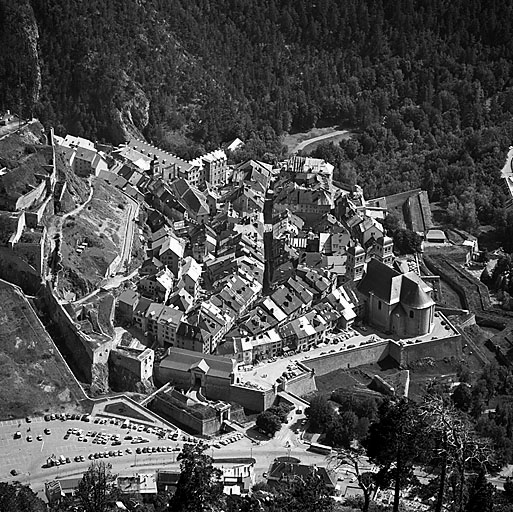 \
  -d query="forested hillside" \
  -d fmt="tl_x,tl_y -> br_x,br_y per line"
1,0 -> 513,228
